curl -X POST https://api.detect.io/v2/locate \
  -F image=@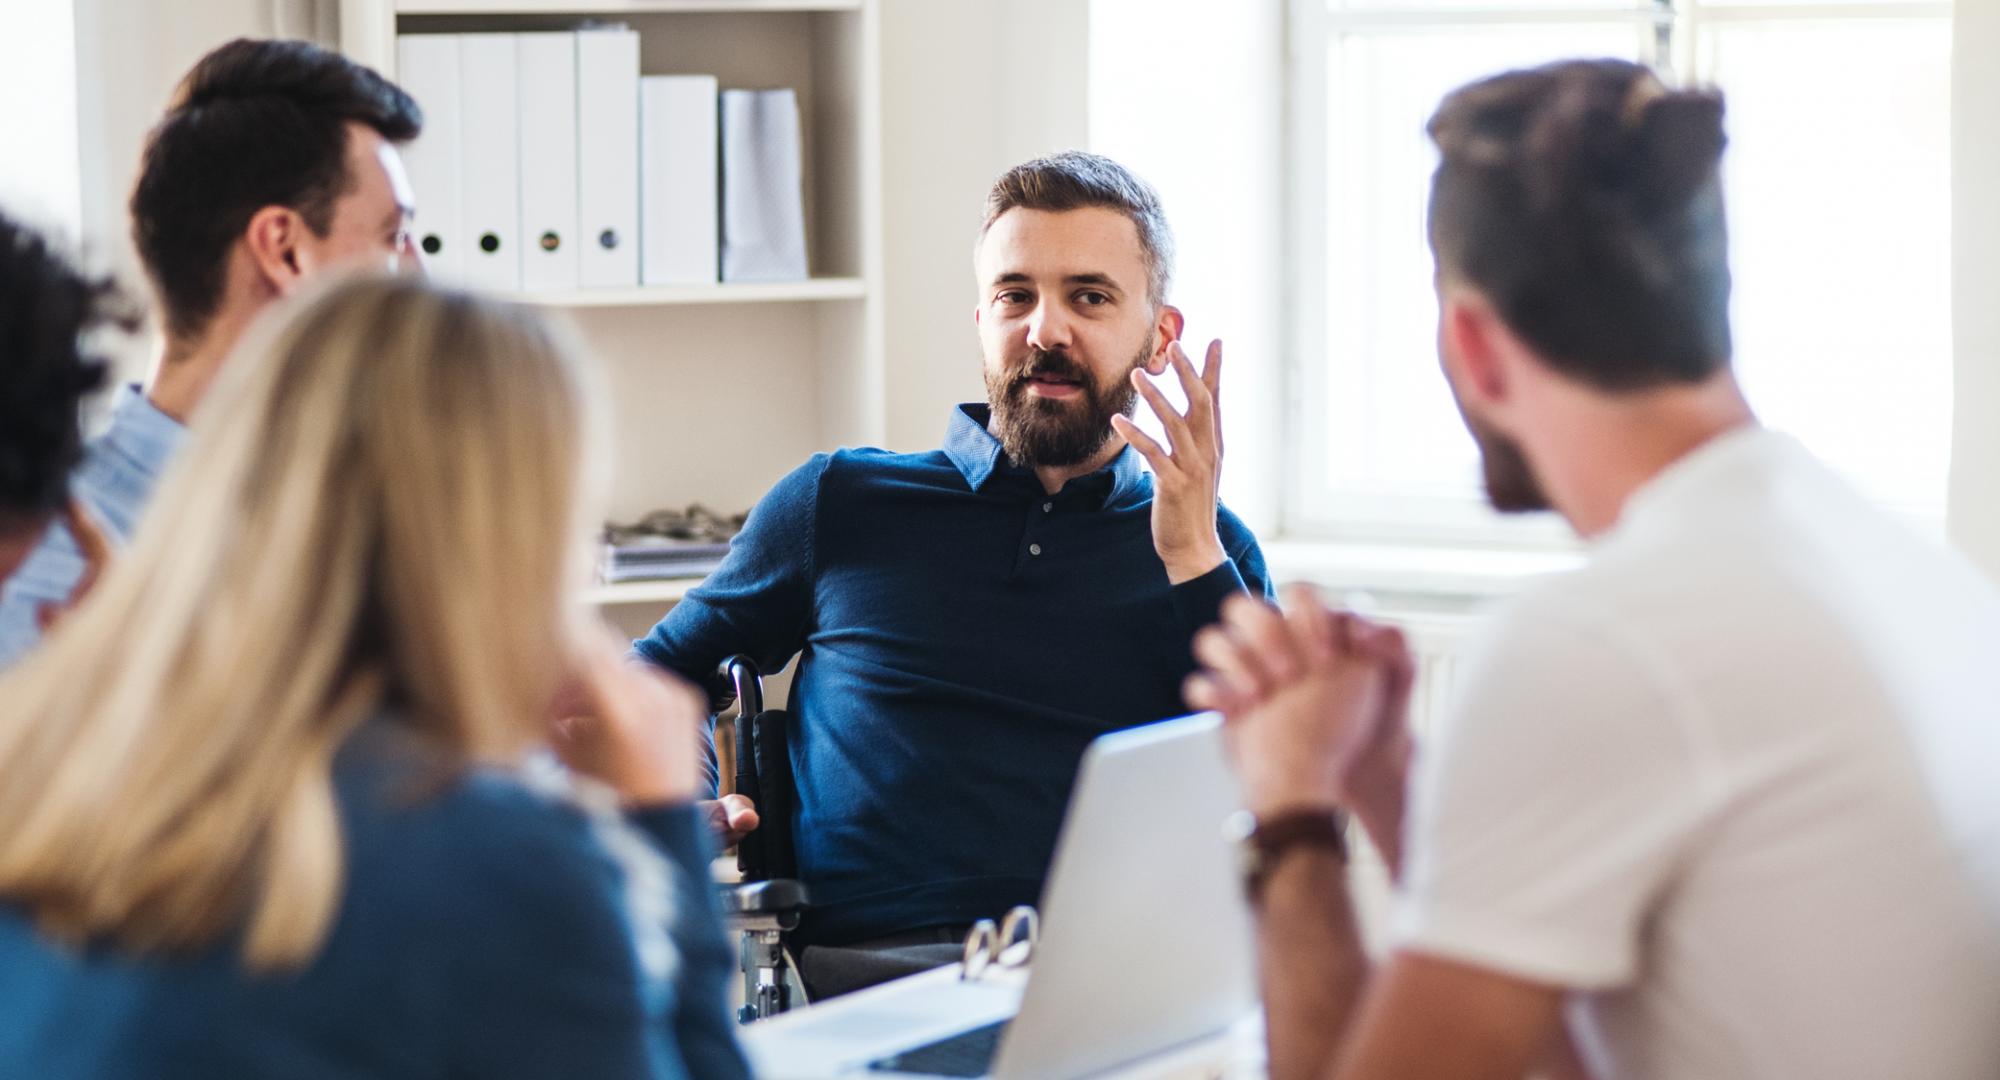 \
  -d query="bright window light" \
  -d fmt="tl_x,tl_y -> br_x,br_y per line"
1294,1 -> 1953,540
